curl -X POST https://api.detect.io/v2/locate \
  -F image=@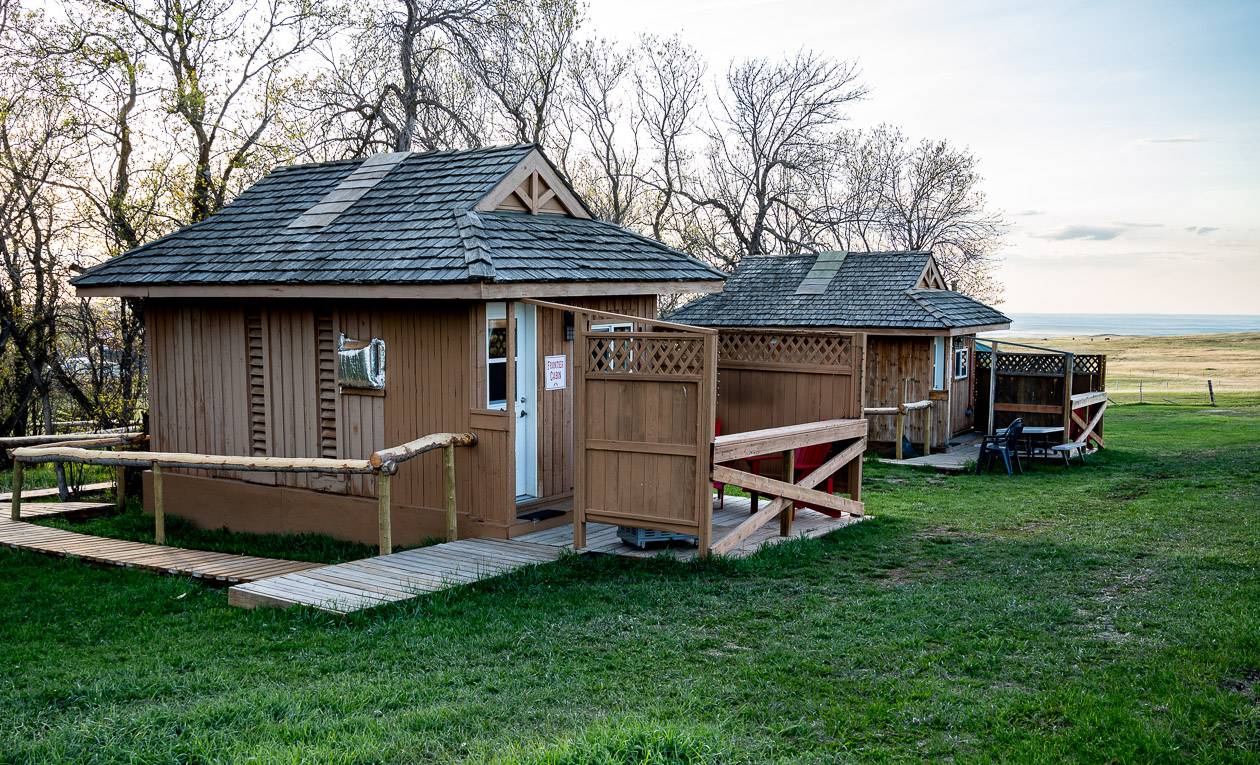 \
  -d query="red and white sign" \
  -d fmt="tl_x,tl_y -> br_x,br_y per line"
544,354 -> 567,390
